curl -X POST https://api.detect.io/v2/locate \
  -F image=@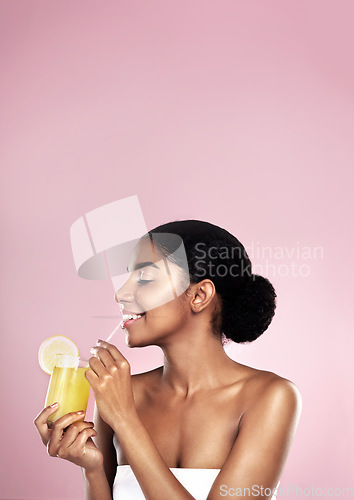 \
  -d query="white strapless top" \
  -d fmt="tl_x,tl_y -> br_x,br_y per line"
113,465 -> 279,499
113,465 -> 220,500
